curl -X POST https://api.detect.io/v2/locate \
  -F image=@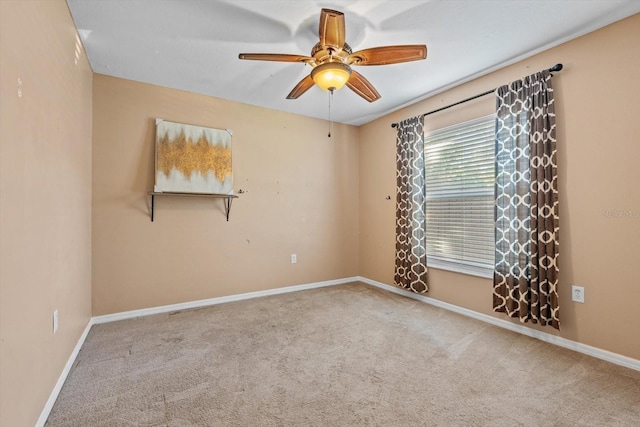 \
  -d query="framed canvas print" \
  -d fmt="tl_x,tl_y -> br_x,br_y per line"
154,119 -> 233,194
